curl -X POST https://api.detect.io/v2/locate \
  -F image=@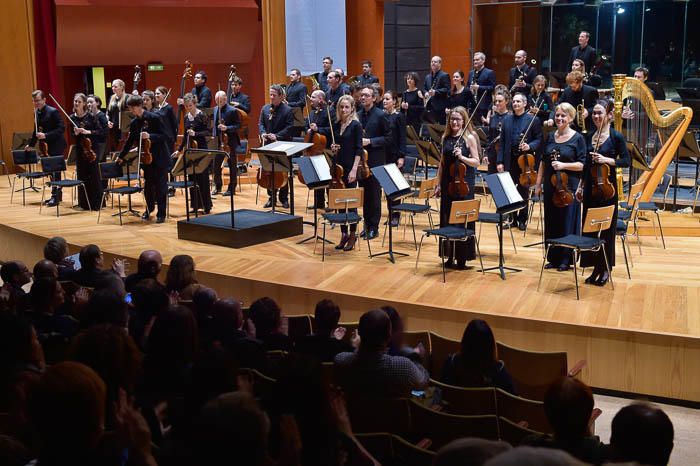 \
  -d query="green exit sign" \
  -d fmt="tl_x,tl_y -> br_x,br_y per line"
147,64 -> 164,72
